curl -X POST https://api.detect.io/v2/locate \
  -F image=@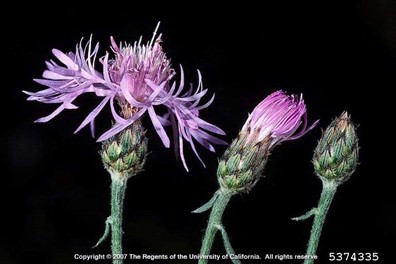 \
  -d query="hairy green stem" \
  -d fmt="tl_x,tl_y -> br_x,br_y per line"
304,180 -> 338,264
199,189 -> 240,264
110,178 -> 127,264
